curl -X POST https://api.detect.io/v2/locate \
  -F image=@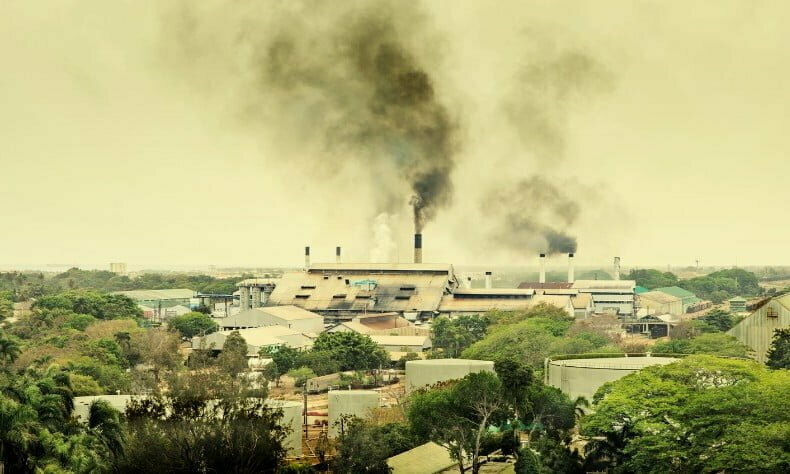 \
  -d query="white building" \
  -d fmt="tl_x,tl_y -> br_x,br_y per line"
192,326 -> 315,354
728,293 -> 790,362
219,305 -> 324,334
